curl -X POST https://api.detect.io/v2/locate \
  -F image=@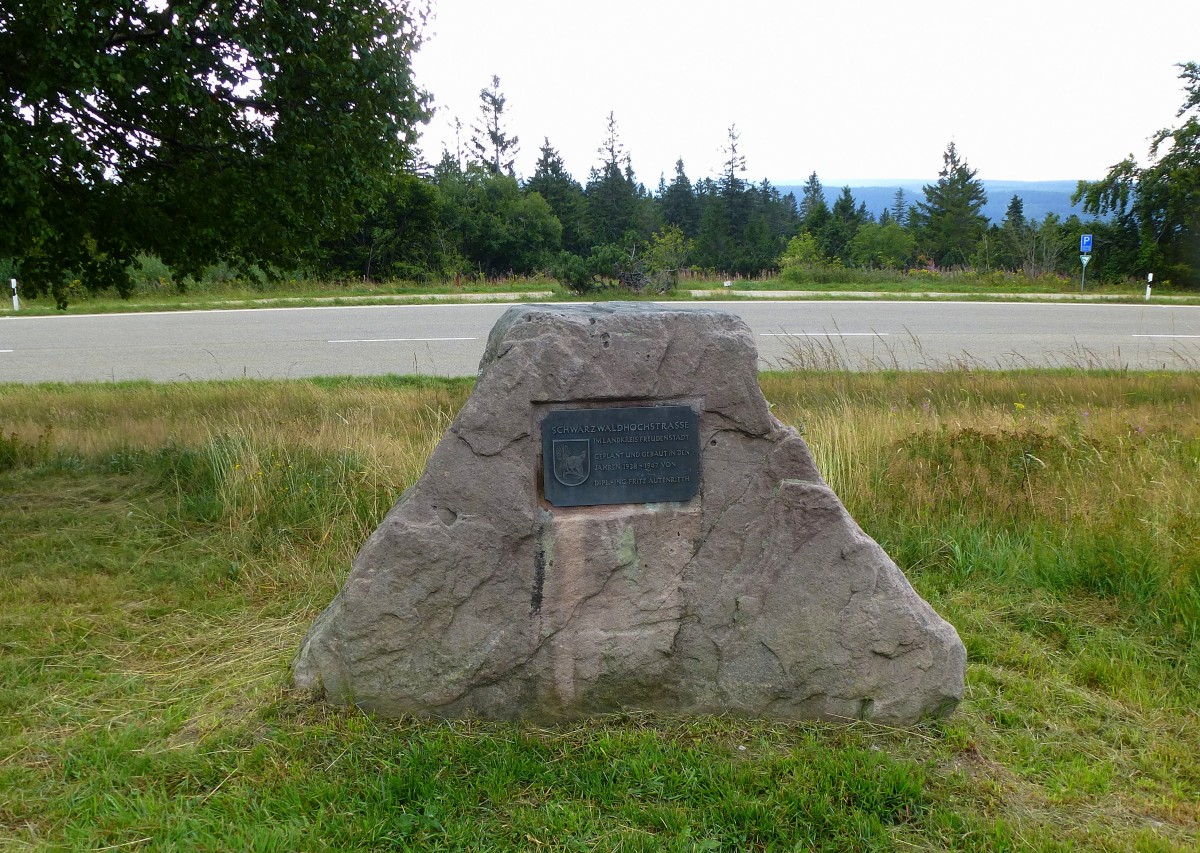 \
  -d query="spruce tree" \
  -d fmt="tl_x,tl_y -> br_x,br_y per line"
585,113 -> 641,246
915,142 -> 988,267
799,172 -> 827,224
890,188 -> 908,226
469,75 -> 519,176
823,187 -> 866,263
526,139 -> 589,254
660,159 -> 700,237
